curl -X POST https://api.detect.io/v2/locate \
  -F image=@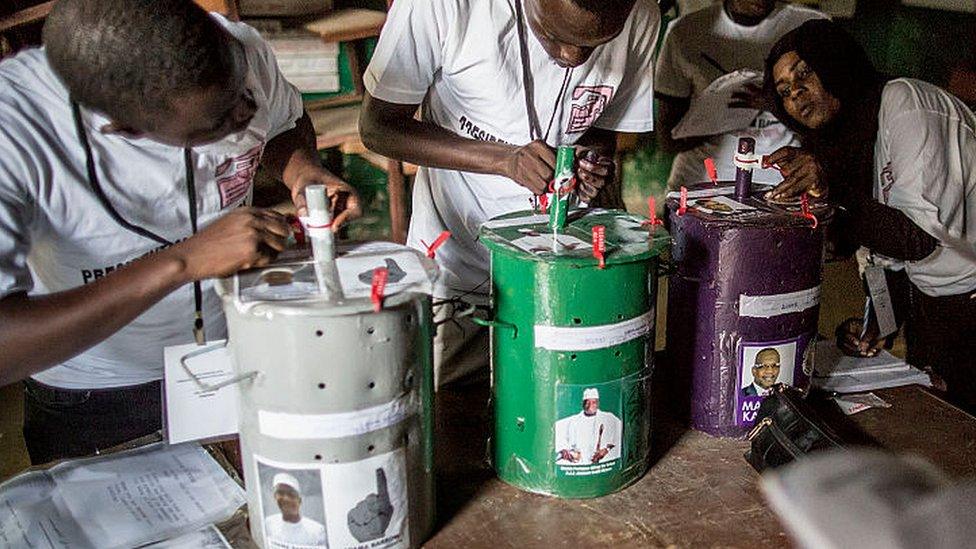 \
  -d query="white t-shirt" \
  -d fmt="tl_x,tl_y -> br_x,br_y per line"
264,514 -> 328,548
0,15 -> 303,389
654,3 -> 825,187
554,409 -> 622,464
364,0 -> 660,297
873,78 -> 976,297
